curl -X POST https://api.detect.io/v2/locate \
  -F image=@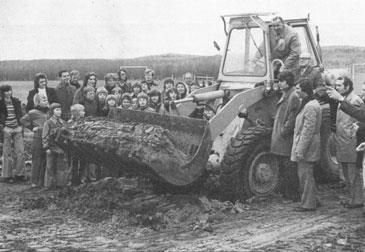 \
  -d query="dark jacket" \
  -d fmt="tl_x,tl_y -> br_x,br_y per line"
271,87 -> 301,156
82,99 -> 98,117
26,87 -> 58,112
42,116 -> 65,153
336,91 -> 363,162
118,81 -> 132,94
0,97 -> 23,127
55,83 -> 76,121
340,100 -> 365,123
